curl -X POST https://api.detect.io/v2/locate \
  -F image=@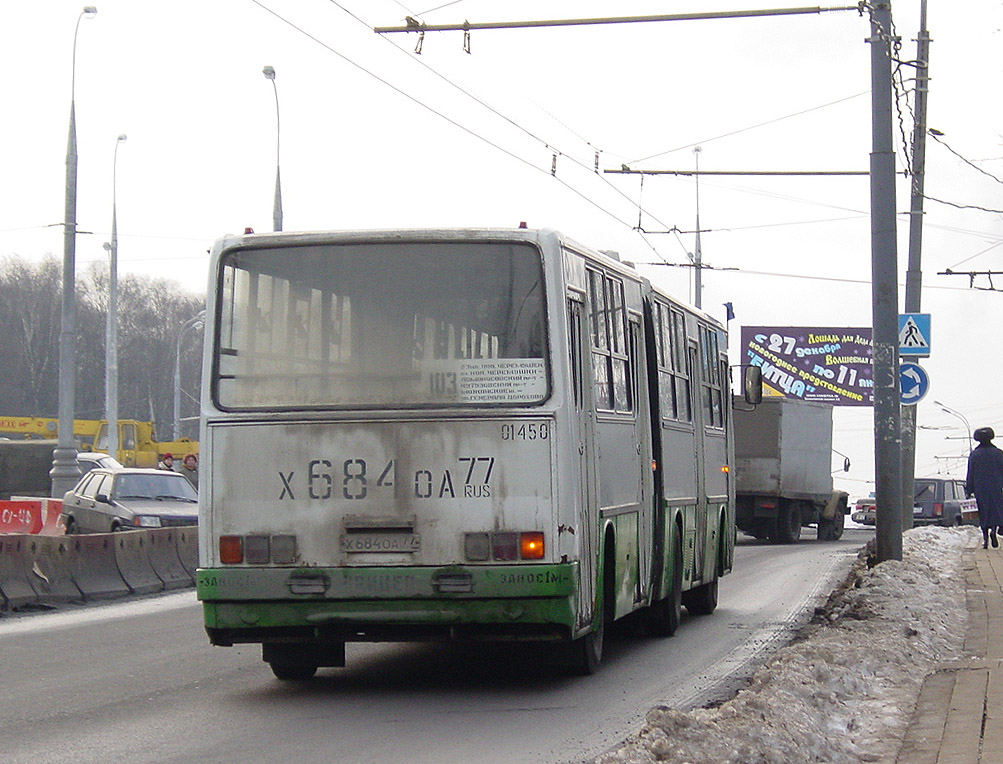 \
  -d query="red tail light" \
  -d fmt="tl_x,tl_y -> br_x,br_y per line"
933,503 -> 943,517
219,535 -> 244,564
